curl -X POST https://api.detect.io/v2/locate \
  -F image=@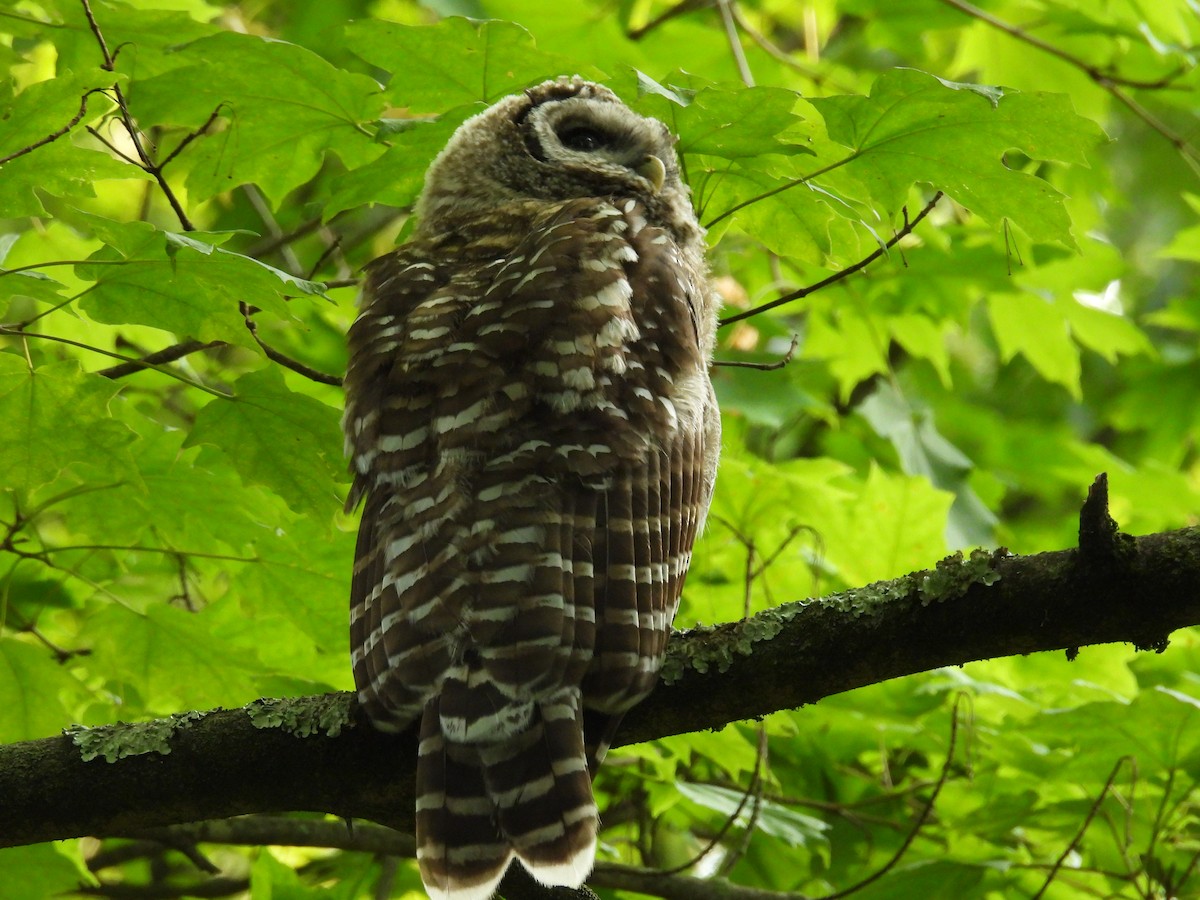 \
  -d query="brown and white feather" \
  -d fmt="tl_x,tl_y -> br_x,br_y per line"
344,78 -> 719,900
